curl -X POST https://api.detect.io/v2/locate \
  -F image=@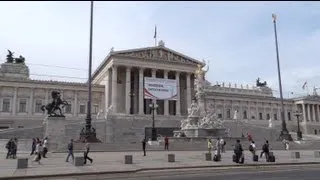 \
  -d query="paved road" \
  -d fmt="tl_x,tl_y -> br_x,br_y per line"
25,164 -> 320,180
